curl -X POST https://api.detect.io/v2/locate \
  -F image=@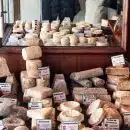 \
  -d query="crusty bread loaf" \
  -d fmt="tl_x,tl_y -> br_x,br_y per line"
88,108 -> 105,126
106,67 -> 129,76
71,68 -> 104,80
115,99 -> 121,109
0,57 -> 11,77
118,96 -> 130,106
91,77 -> 105,87
107,83 -> 117,91
103,102 -> 117,111
113,91 -> 130,100
22,46 -> 42,60
24,86 -> 53,100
